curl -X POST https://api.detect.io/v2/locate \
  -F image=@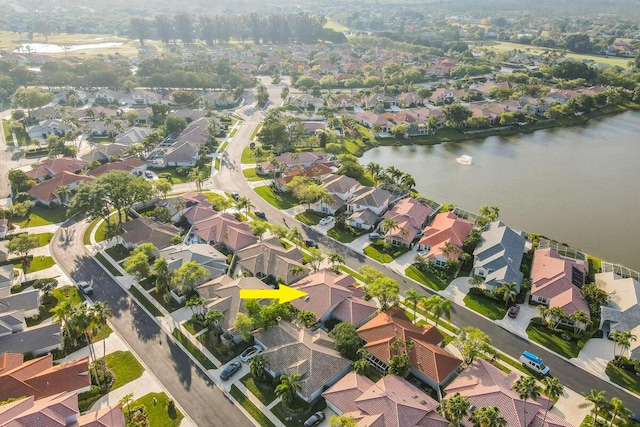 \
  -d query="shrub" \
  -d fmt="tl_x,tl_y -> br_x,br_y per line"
468,286 -> 487,296
33,278 -> 58,289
